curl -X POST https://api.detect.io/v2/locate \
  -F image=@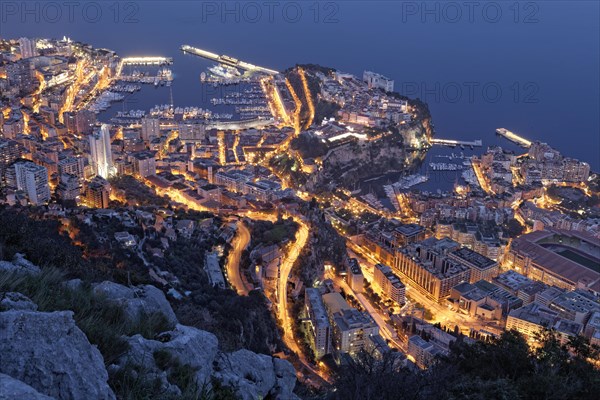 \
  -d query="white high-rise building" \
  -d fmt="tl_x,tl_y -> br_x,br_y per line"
14,161 -> 50,205
141,117 -> 160,142
89,124 -> 115,179
19,37 -> 36,59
